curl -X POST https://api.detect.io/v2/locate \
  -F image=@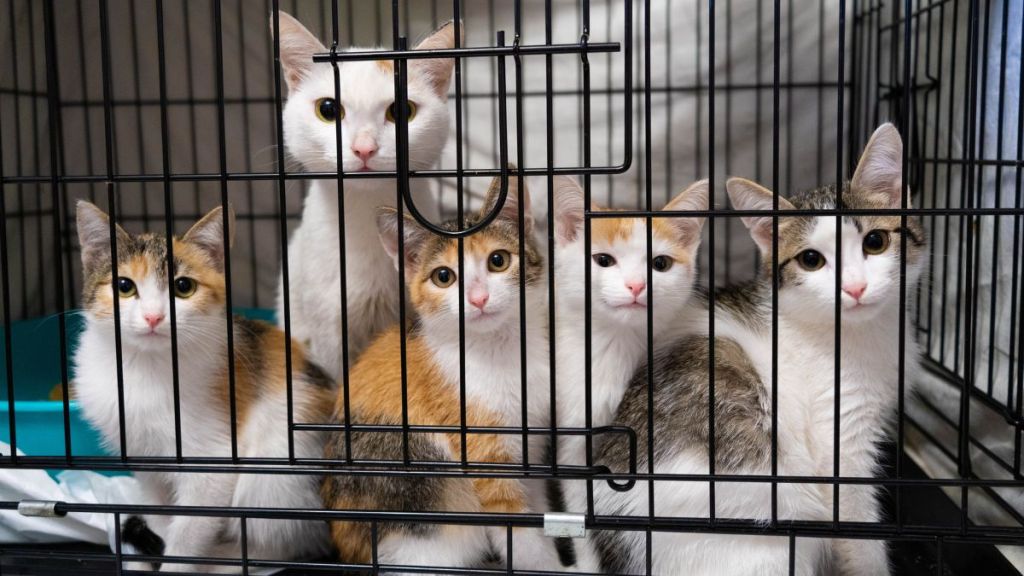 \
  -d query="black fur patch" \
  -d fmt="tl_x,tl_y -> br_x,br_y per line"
121,515 -> 165,568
